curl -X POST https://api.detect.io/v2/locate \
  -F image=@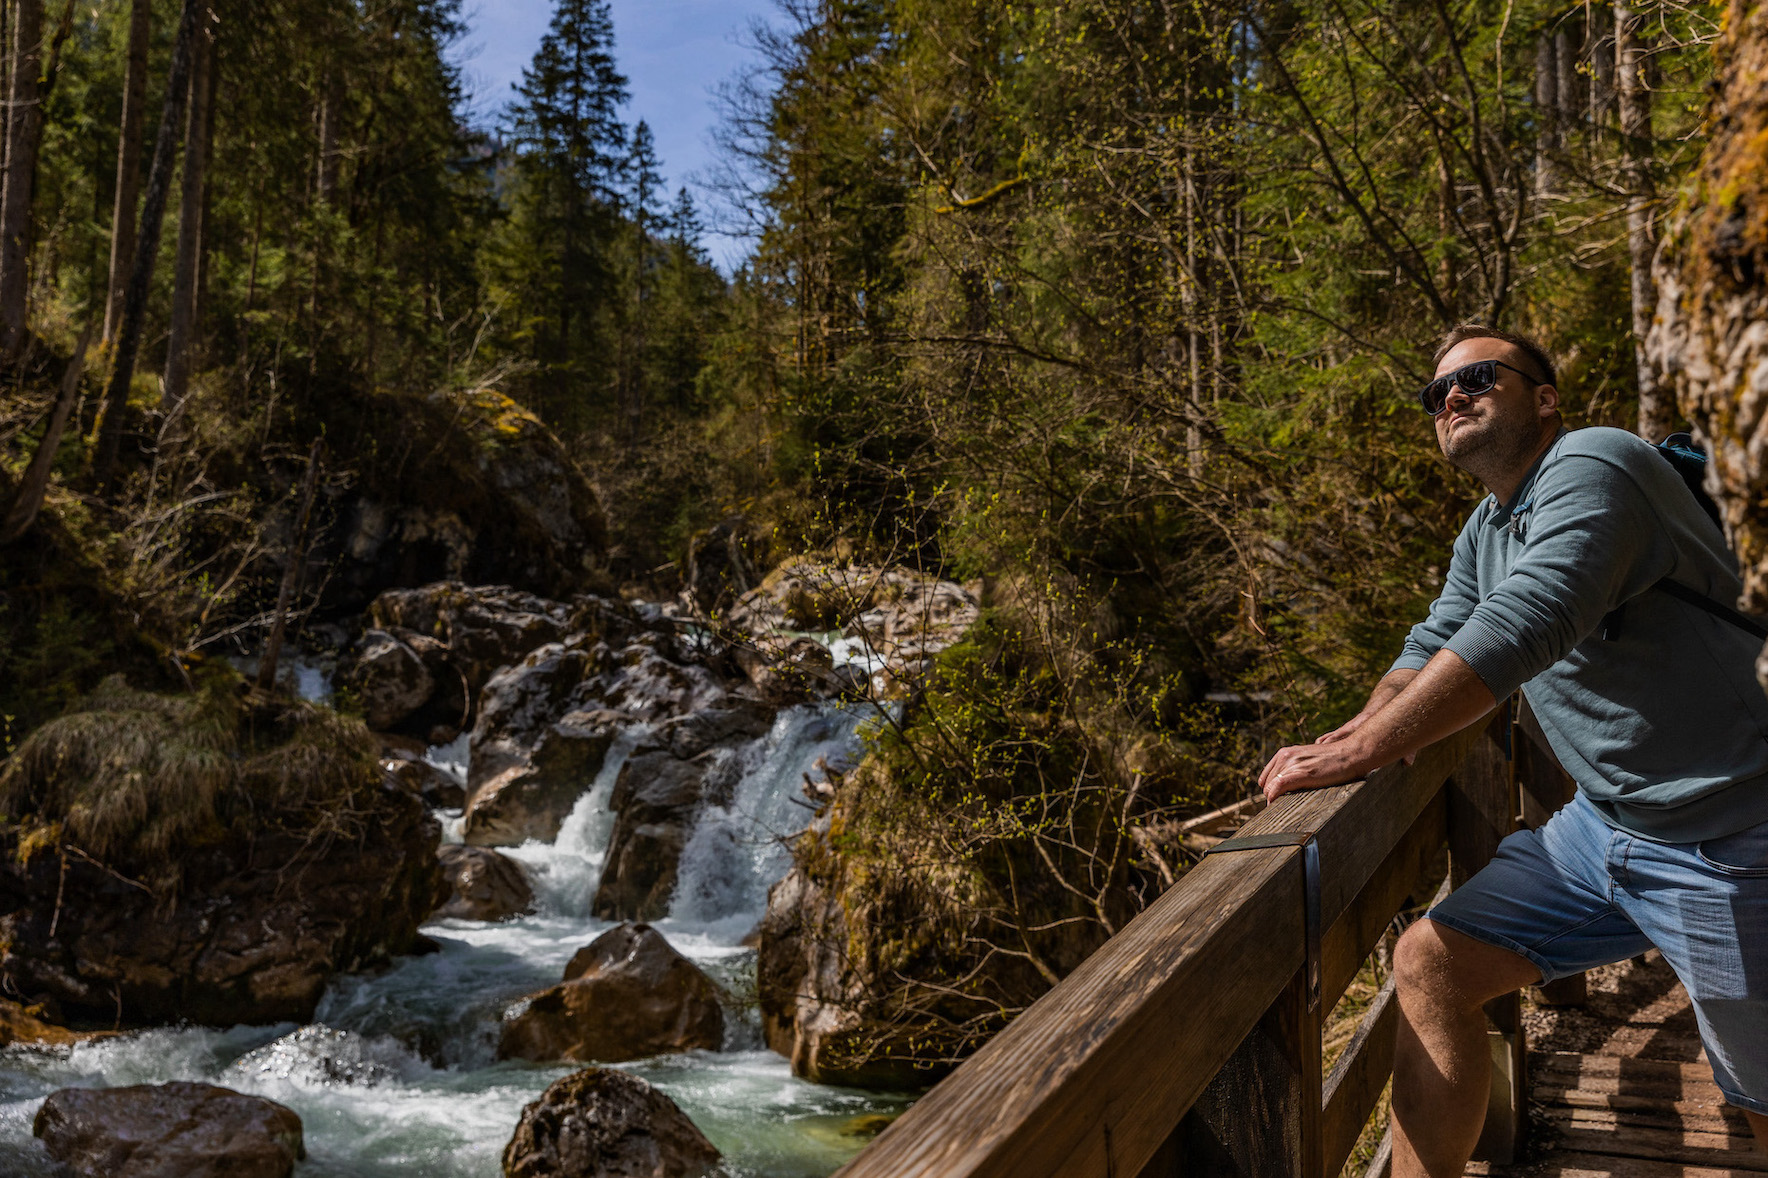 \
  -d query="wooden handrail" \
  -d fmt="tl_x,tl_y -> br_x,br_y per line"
836,711 -> 1521,1178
